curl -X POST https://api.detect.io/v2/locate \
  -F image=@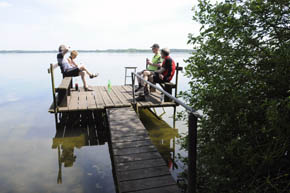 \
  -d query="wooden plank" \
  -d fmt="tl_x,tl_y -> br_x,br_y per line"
148,92 -> 162,104
68,91 -> 79,111
119,86 -> 134,101
137,89 -> 161,107
113,145 -> 157,156
58,96 -> 70,111
115,86 -> 132,102
122,85 -> 177,108
92,86 -> 105,109
111,86 -> 131,106
110,129 -> 148,138
86,92 -> 97,110
128,185 -> 180,193
111,135 -> 151,143
107,107 -> 179,193
105,86 -> 123,107
136,87 -> 160,107
112,139 -> 153,149
109,121 -> 146,130
119,175 -> 176,193
118,166 -> 170,182
108,108 -> 141,124
98,86 -> 114,107
116,159 -> 167,172
56,77 -> 72,91
115,151 -> 162,163
78,93 -> 87,110
122,85 -> 146,107
109,120 -> 148,132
